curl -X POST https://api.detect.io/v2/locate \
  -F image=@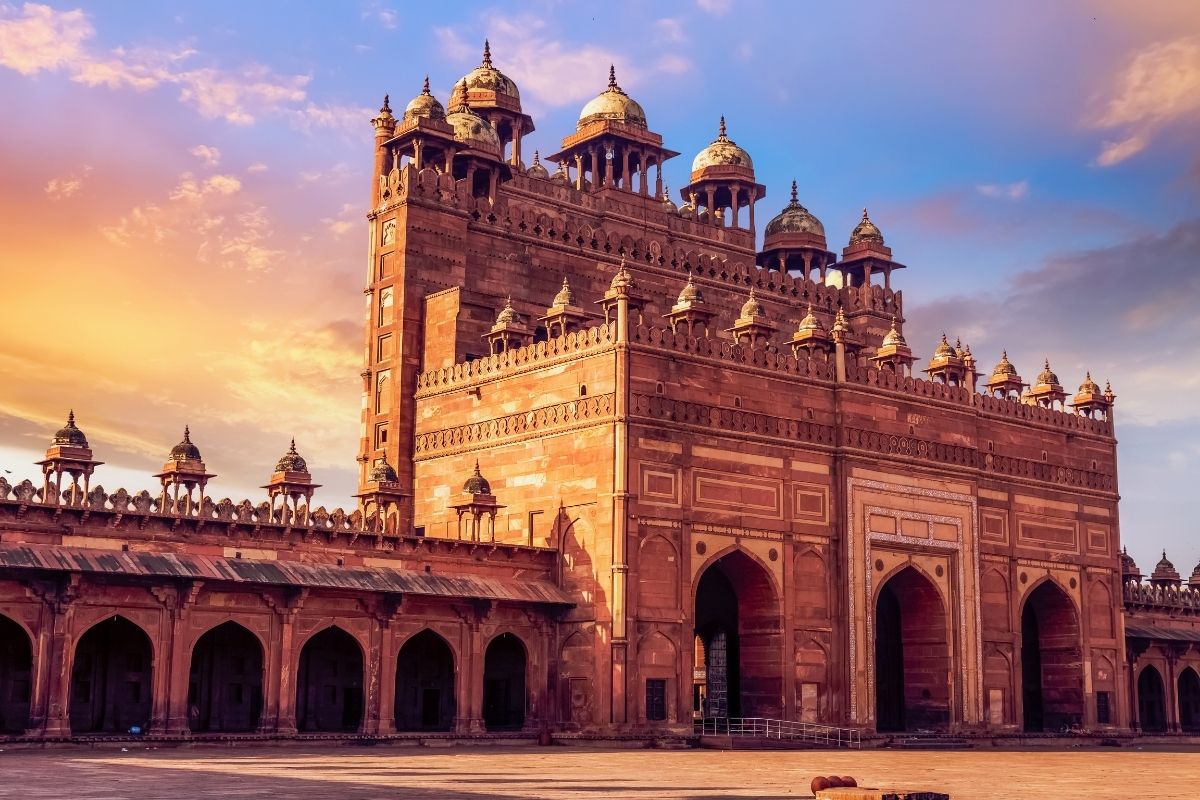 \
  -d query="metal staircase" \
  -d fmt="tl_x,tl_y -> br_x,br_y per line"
695,717 -> 863,749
